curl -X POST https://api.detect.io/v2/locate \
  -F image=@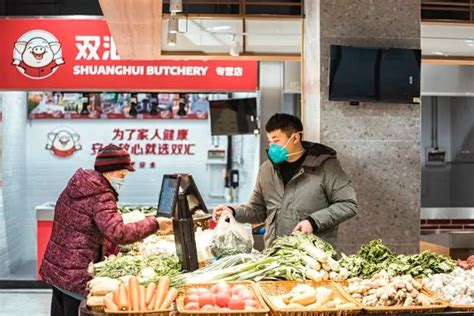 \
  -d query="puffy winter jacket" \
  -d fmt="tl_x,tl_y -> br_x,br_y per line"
234,141 -> 358,248
40,168 -> 158,294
